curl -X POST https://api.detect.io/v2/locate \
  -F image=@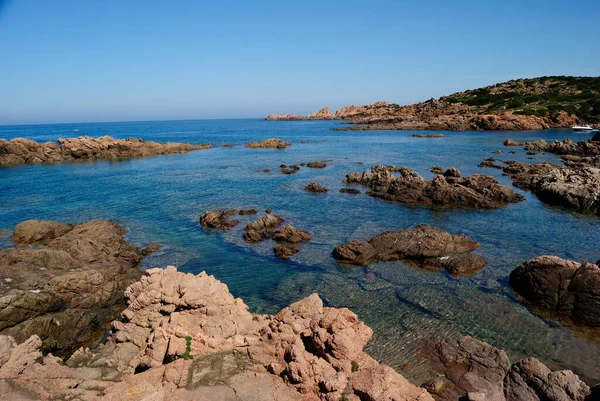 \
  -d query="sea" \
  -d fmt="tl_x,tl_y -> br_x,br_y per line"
1,119 -> 599,384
